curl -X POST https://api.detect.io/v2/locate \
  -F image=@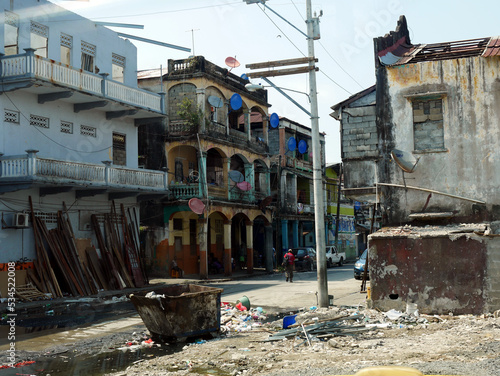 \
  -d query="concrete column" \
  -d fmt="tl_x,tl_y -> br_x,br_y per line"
196,88 -> 206,133
223,220 -> 232,277
244,109 -> 251,141
246,220 -> 253,274
198,217 -> 208,279
264,224 -> 273,272
292,220 -> 299,248
244,162 -> 254,201
280,170 -> 287,209
198,151 -> 207,197
263,114 -> 269,145
281,219 -> 289,257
